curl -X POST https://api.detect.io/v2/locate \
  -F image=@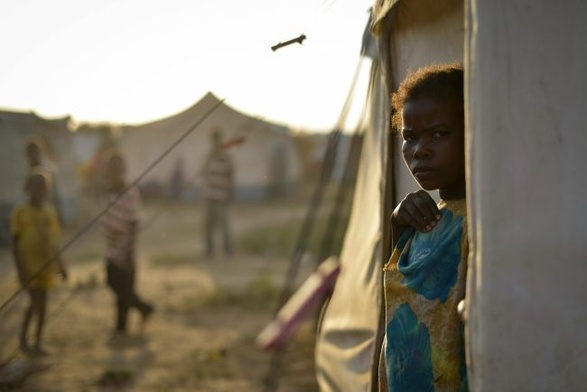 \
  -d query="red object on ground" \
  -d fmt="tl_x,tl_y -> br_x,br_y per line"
256,257 -> 341,351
